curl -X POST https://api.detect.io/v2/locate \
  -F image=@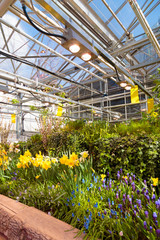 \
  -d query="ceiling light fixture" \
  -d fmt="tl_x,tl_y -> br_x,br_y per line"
69,44 -> 80,53
81,53 -> 92,61
119,81 -> 127,88
125,85 -> 132,90
61,28 -> 98,61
